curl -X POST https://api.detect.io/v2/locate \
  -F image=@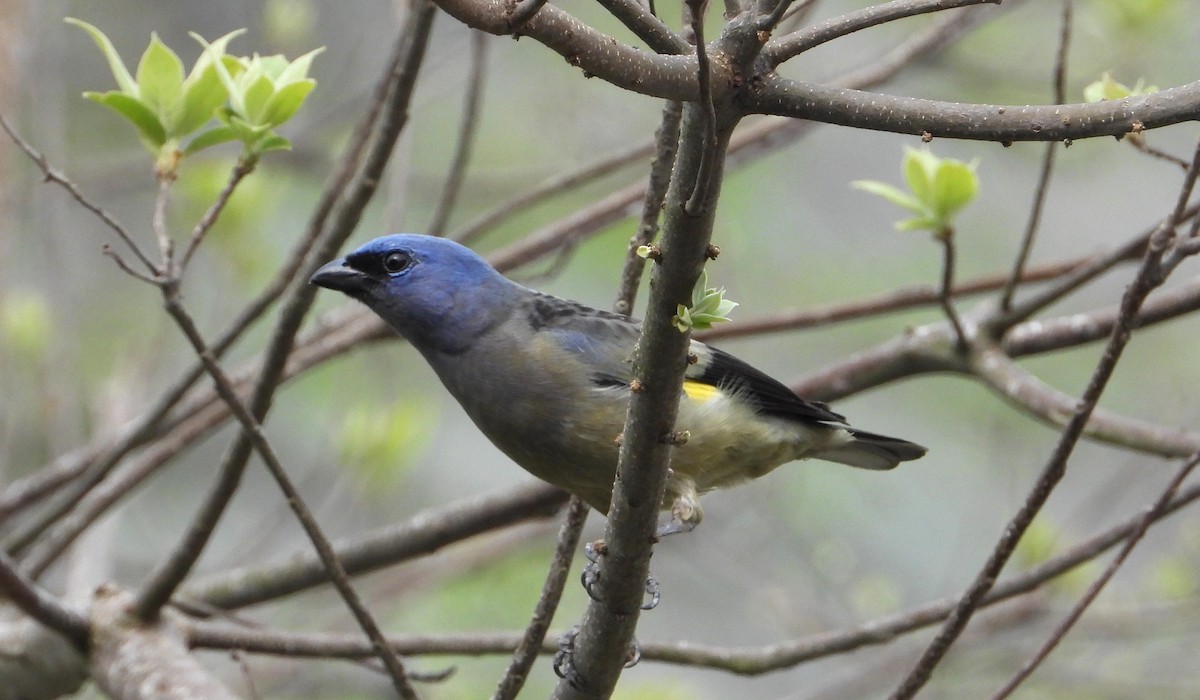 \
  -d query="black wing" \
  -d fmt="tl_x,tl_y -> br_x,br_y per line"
687,342 -> 847,425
